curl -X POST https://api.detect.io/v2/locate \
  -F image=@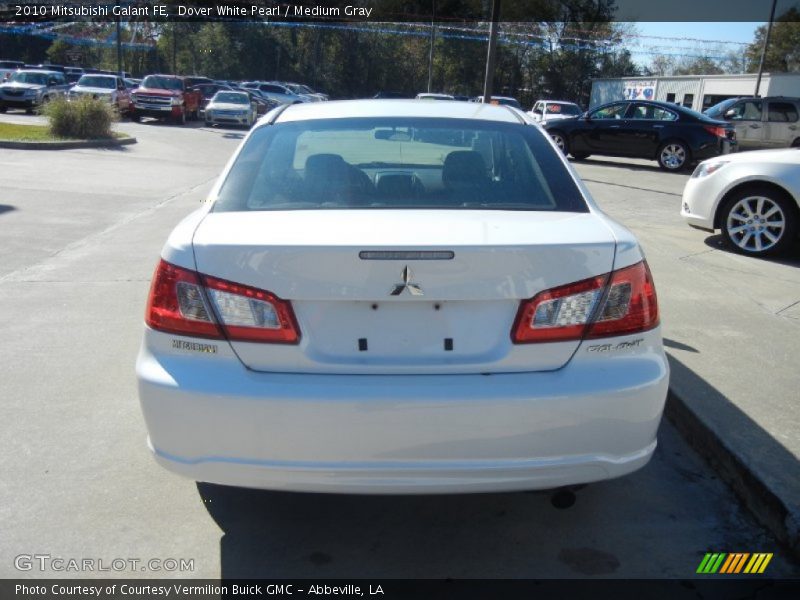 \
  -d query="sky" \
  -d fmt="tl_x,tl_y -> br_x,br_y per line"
629,22 -> 764,68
